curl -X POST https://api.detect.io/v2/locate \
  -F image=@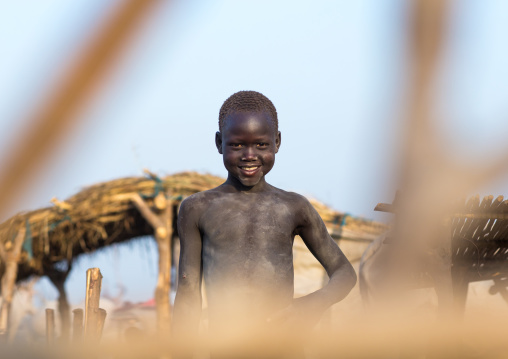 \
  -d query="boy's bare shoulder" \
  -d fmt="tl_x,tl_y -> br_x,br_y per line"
268,186 -> 313,210
179,185 -> 227,215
